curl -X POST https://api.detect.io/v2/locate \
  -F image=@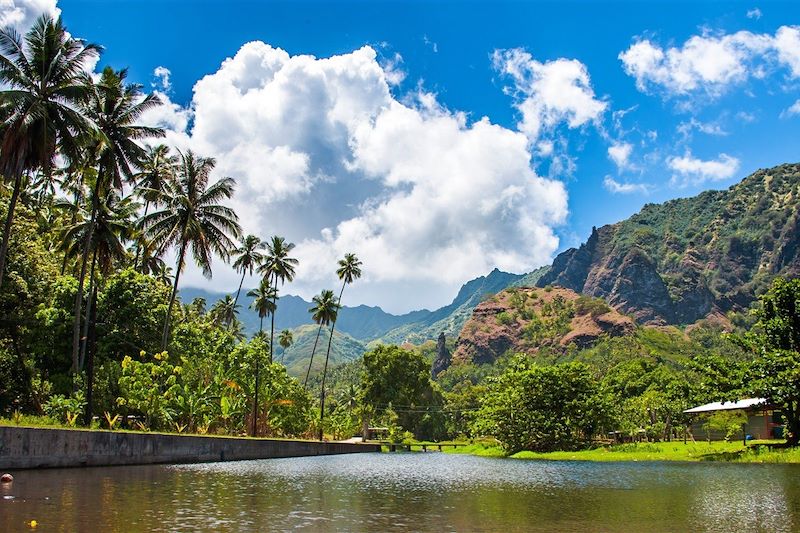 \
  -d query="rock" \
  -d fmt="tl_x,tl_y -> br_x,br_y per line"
431,332 -> 451,377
